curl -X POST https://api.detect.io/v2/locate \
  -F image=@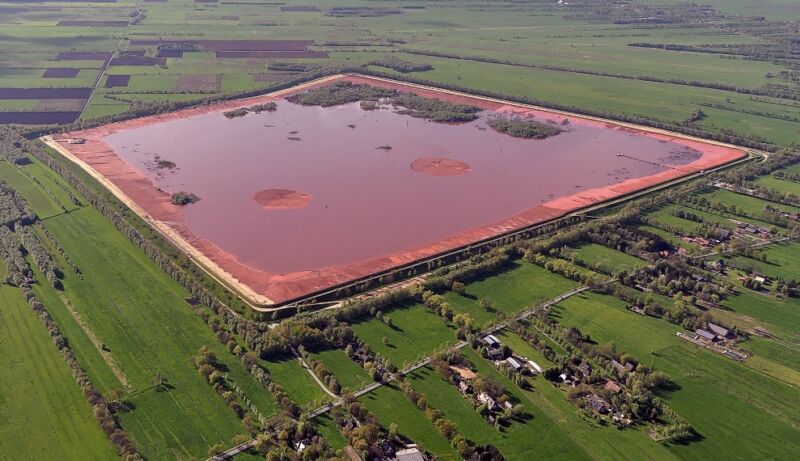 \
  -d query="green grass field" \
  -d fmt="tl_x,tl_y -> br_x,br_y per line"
360,384 -> 459,460
351,302 -> 457,367
696,189 -> 800,217
0,274 -> 118,461
263,355 -> 331,407
550,292 -> 800,460
754,175 -> 800,197
311,348 -> 372,392
444,261 -> 579,325
0,160 -> 279,460
572,243 -> 646,273
312,413 -> 348,451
